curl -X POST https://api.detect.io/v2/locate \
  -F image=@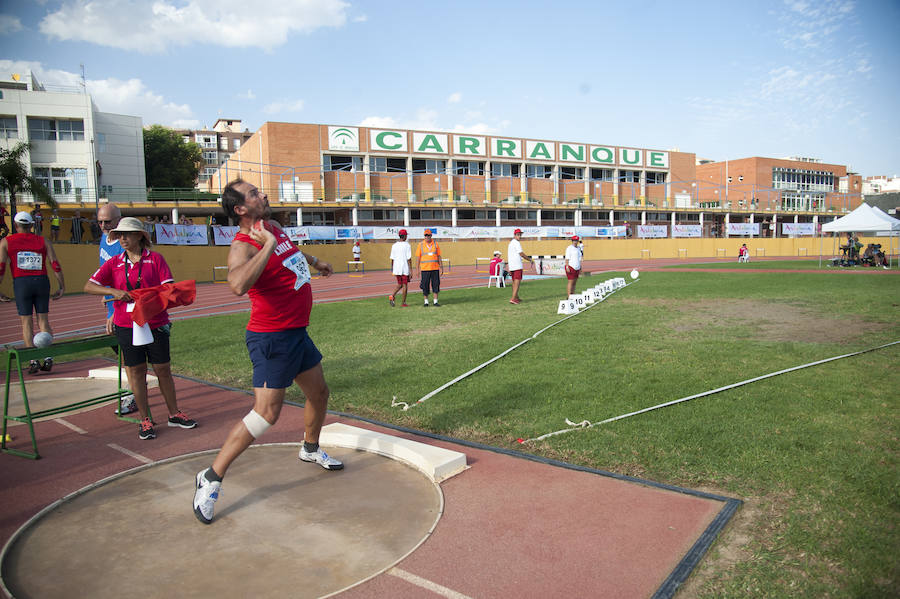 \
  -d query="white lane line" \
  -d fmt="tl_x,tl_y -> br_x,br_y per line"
388,568 -> 473,599
107,443 -> 153,464
55,418 -> 88,434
